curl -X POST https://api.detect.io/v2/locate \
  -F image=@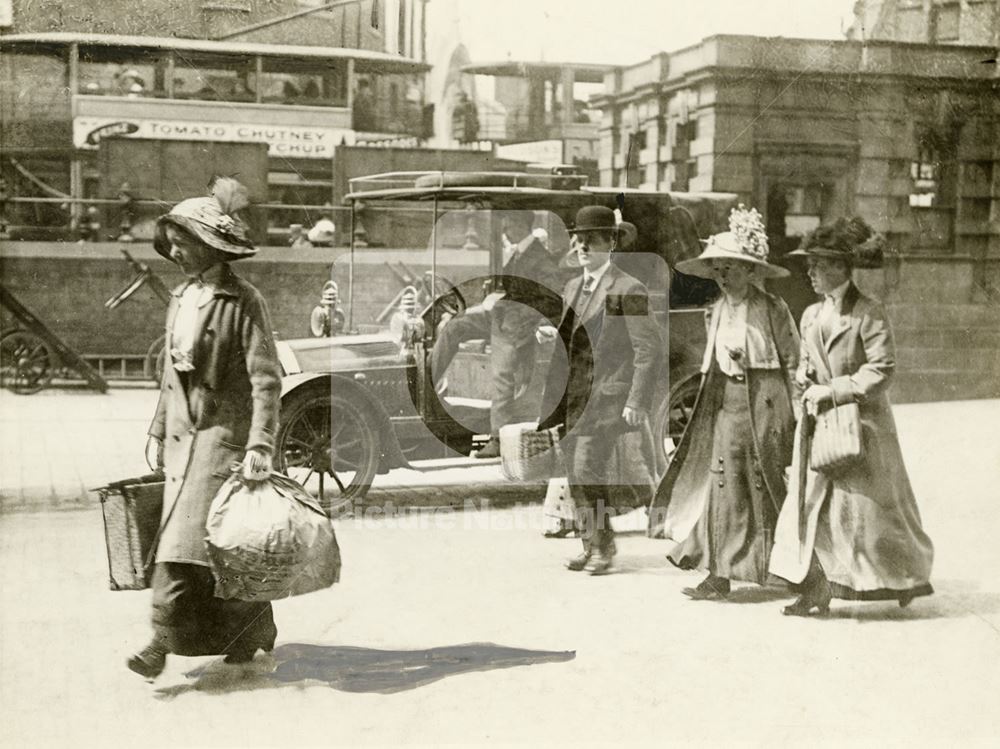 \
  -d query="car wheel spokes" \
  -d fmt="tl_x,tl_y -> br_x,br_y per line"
276,388 -> 382,512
